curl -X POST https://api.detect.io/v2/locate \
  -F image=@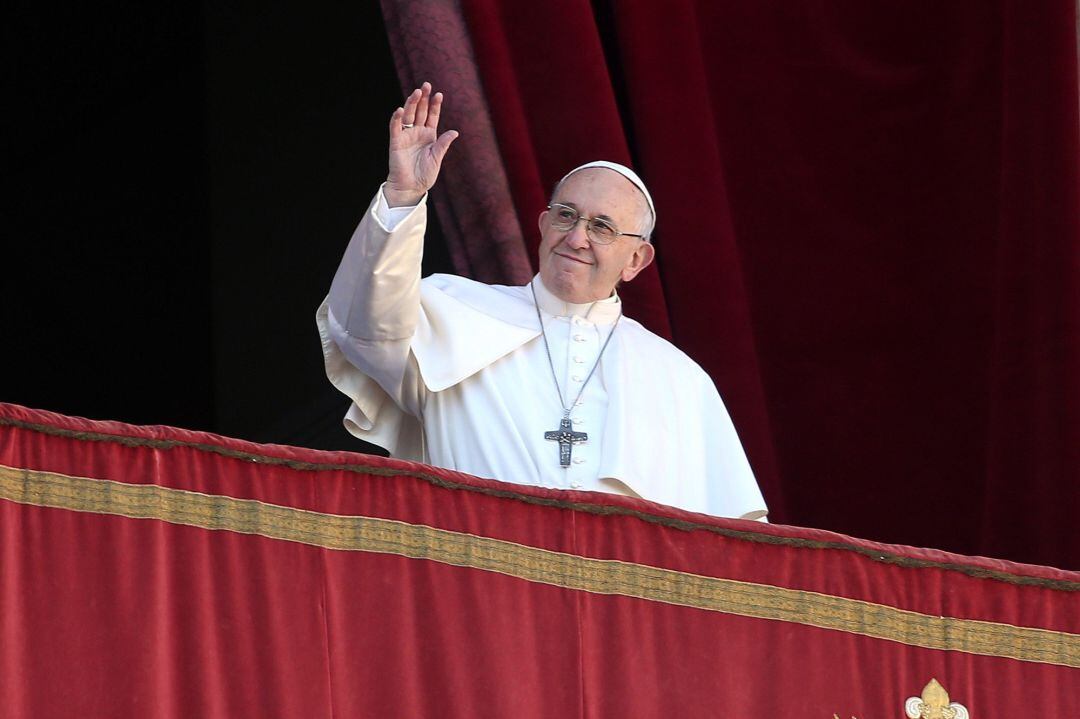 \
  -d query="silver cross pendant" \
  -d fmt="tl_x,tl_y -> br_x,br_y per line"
544,416 -> 587,467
